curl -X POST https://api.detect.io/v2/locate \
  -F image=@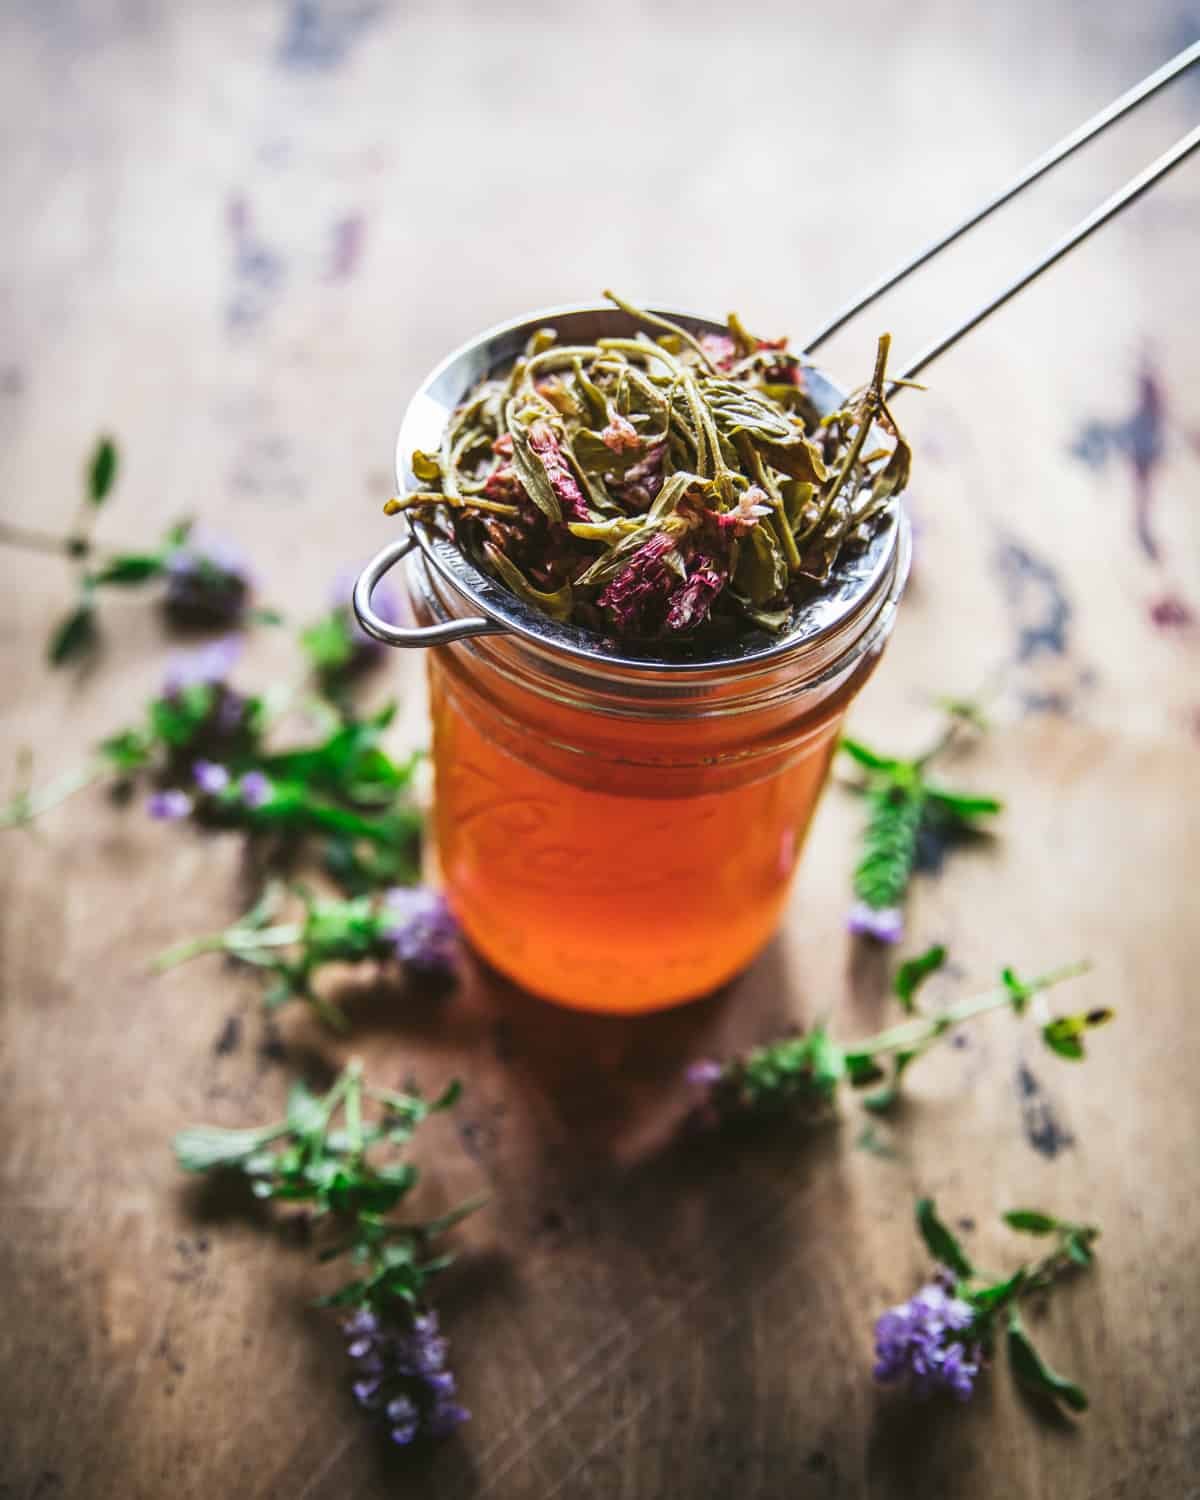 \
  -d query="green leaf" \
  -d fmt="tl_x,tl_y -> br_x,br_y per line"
966,1267 -> 1026,1316
300,612 -> 354,674
286,1080 -> 327,1141
162,518 -> 193,547
48,601 -> 98,665
99,728 -> 151,772
1002,967 -> 1032,1015
839,736 -> 901,774
1042,1009 -> 1113,1061
894,944 -> 947,1012
247,607 -> 286,627
807,1027 -> 846,1098
915,1197 -> 974,1279
432,1079 -> 463,1112
1007,1311 -> 1088,1413
844,1051 -> 886,1088
173,1122 -> 285,1172
924,787 -> 1003,820
1064,1227 -> 1099,1267
87,436 -> 119,505
90,553 -> 164,586
862,1049 -> 918,1115
1002,1210 -> 1059,1236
